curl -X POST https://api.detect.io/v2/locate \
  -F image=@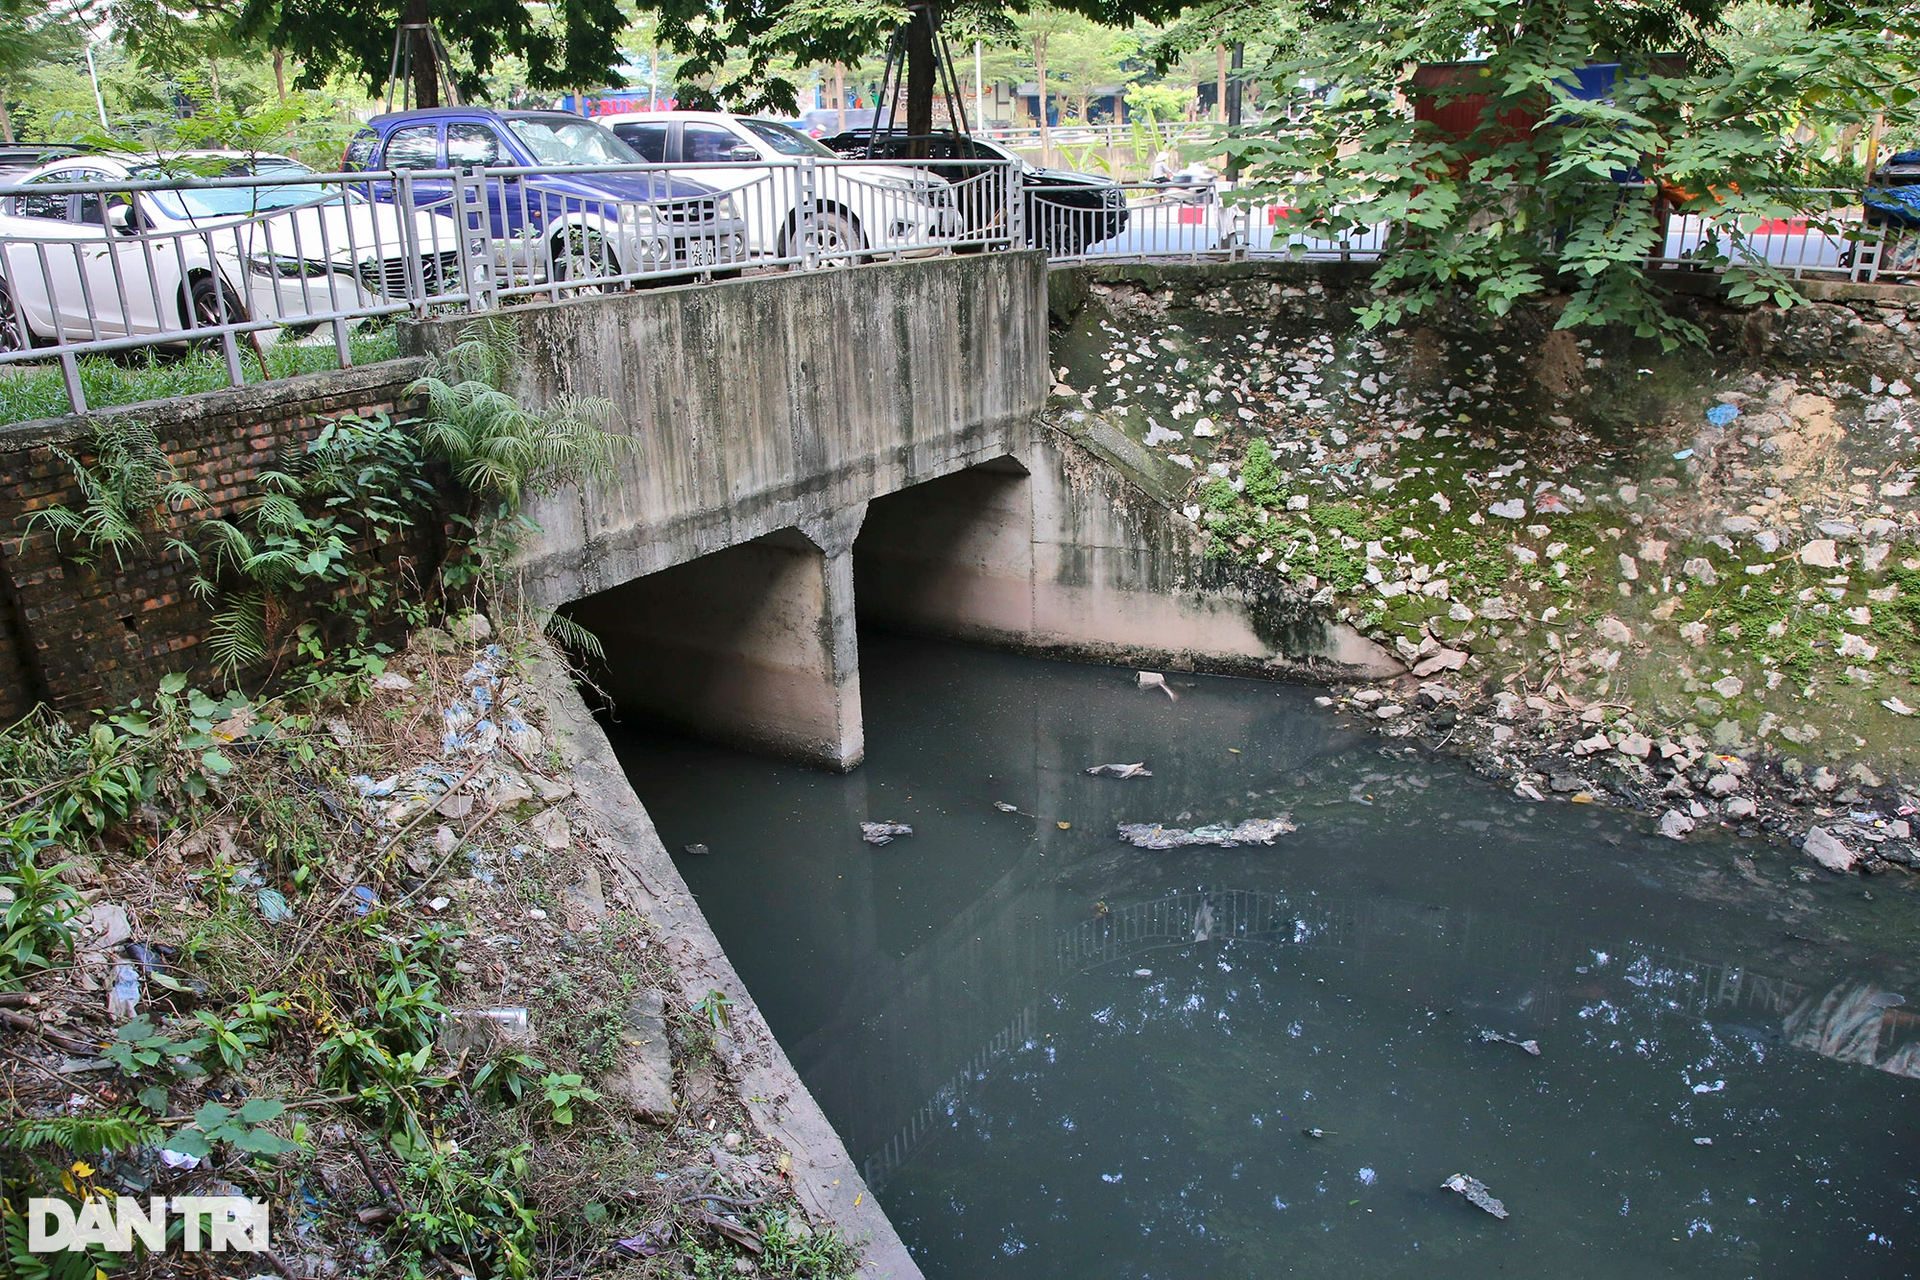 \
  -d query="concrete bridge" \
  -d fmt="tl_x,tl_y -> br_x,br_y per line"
402,251 -> 1396,771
